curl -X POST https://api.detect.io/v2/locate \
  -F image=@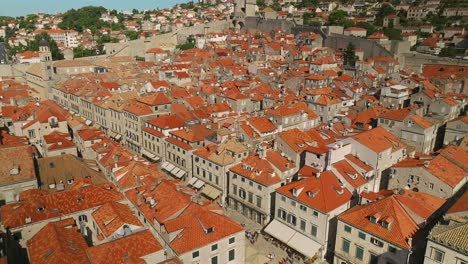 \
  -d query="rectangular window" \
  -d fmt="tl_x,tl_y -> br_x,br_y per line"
248,192 -> 253,203
389,246 -> 397,253
358,232 -> 366,240
233,184 -> 237,196
342,239 -> 350,253
313,211 -> 319,217
239,188 -> 246,199
278,208 -> 286,220
311,225 -> 317,237
431,248 -> 444,262
192,251 -> 199,259
287,214 -> 297,226
281,196 -> 286,202
370,237 -> 384,247
256,195 -> 262,208
257,185 -> 262,191
300,219 -> 306,231
344,225 -> 352,233
229,249 -> 235,261
211,256 -> 218,264
291,200 -> 296,207
229,237 -> 235,244
211,244 -> 218,251
355,246 -> 364,260
300,205 -> 307,212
